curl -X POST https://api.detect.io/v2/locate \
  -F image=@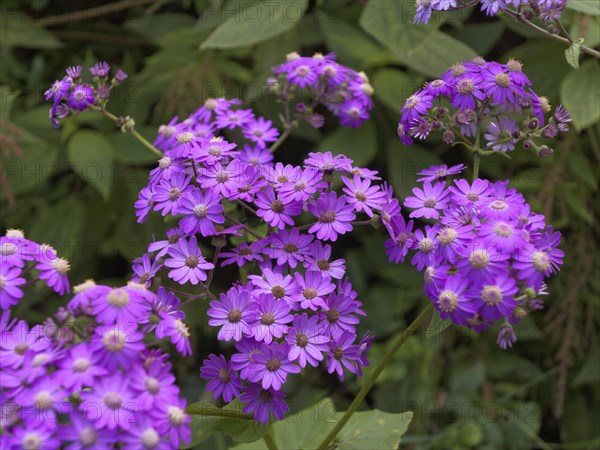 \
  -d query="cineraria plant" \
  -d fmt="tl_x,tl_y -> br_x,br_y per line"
1,50 -> 568,449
